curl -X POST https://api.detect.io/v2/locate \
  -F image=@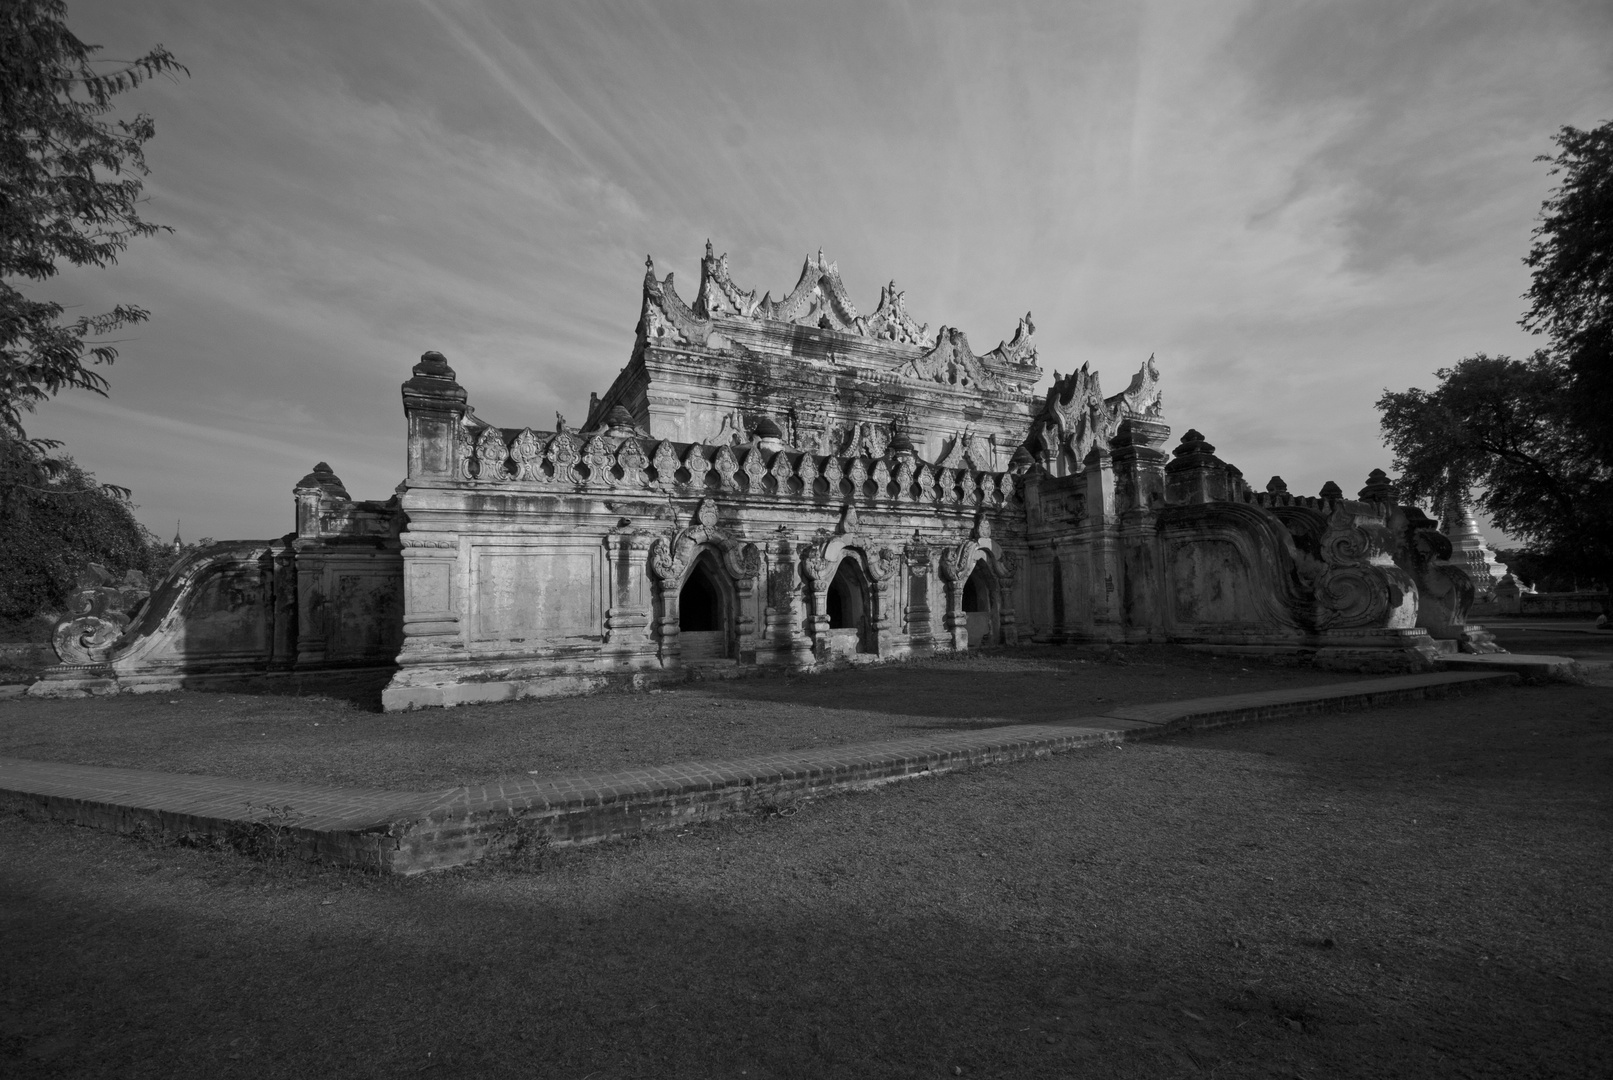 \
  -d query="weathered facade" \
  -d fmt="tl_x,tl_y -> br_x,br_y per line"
34,245 -> 1501,705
